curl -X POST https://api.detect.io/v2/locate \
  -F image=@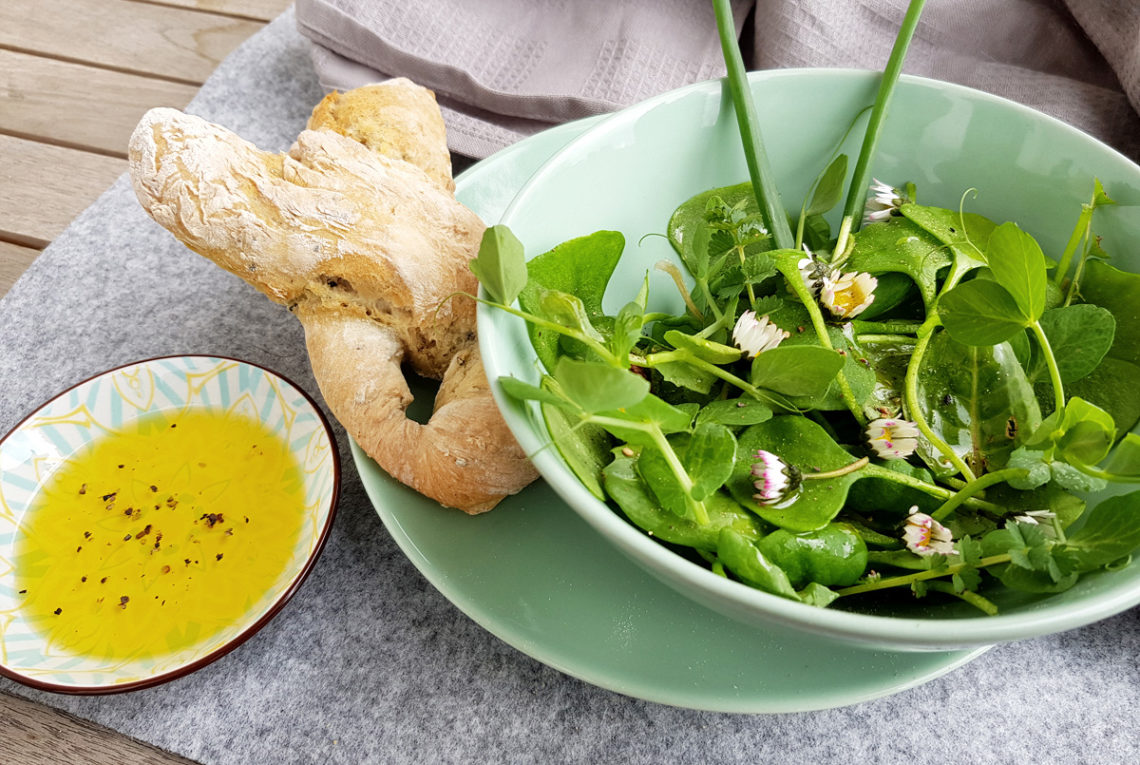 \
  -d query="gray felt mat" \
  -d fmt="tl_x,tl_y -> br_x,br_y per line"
2,8 -> 1138,764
